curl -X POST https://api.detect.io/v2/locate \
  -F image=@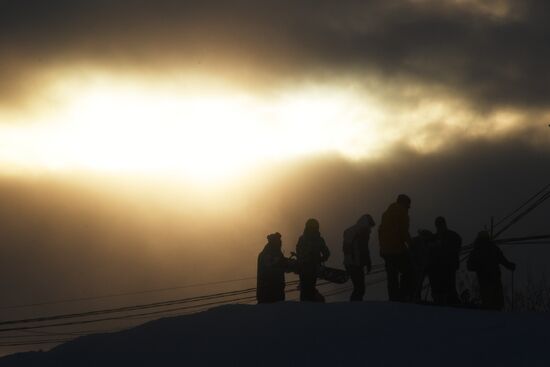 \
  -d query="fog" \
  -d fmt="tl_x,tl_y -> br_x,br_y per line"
1,137 -> 548,313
